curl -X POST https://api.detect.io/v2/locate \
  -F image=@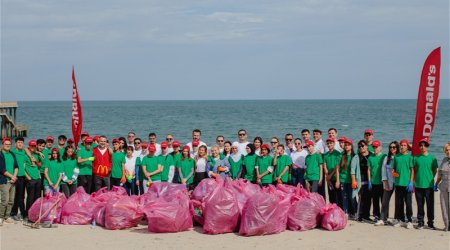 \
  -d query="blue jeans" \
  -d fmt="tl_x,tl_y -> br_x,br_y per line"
341,183 -> 357,215
291,168 -> 305,187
